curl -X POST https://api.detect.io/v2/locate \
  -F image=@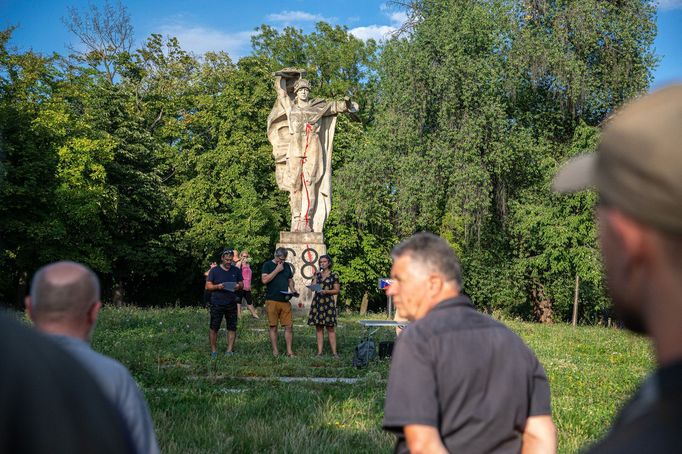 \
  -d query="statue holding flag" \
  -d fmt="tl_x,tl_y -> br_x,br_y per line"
267,68 -> 359,232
